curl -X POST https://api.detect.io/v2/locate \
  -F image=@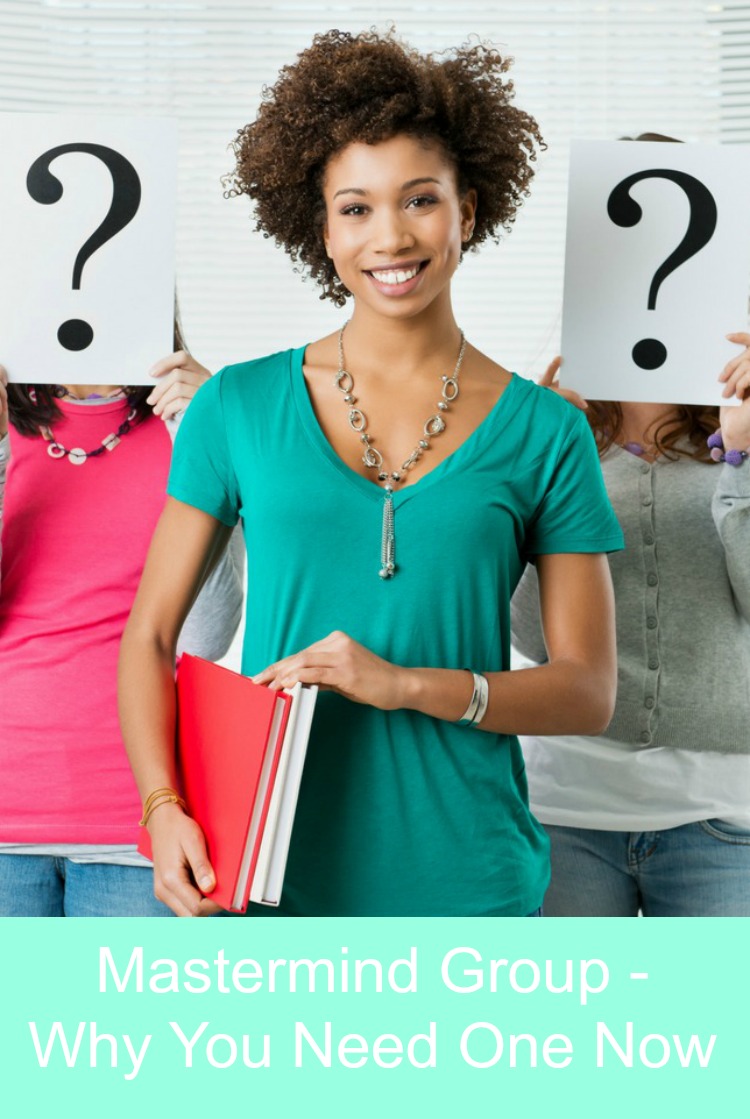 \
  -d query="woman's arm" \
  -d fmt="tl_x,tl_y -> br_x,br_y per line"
481,551 -> 616,734
254,552 -> 617,735
508,355 -> 594,667
118,496 -> 233,916
715,334 -> 750,621
711,461 -> 750,622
